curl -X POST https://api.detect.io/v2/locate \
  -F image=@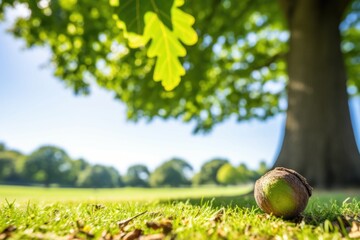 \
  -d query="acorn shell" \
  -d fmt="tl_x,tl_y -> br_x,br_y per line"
254,167 -> 312,219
